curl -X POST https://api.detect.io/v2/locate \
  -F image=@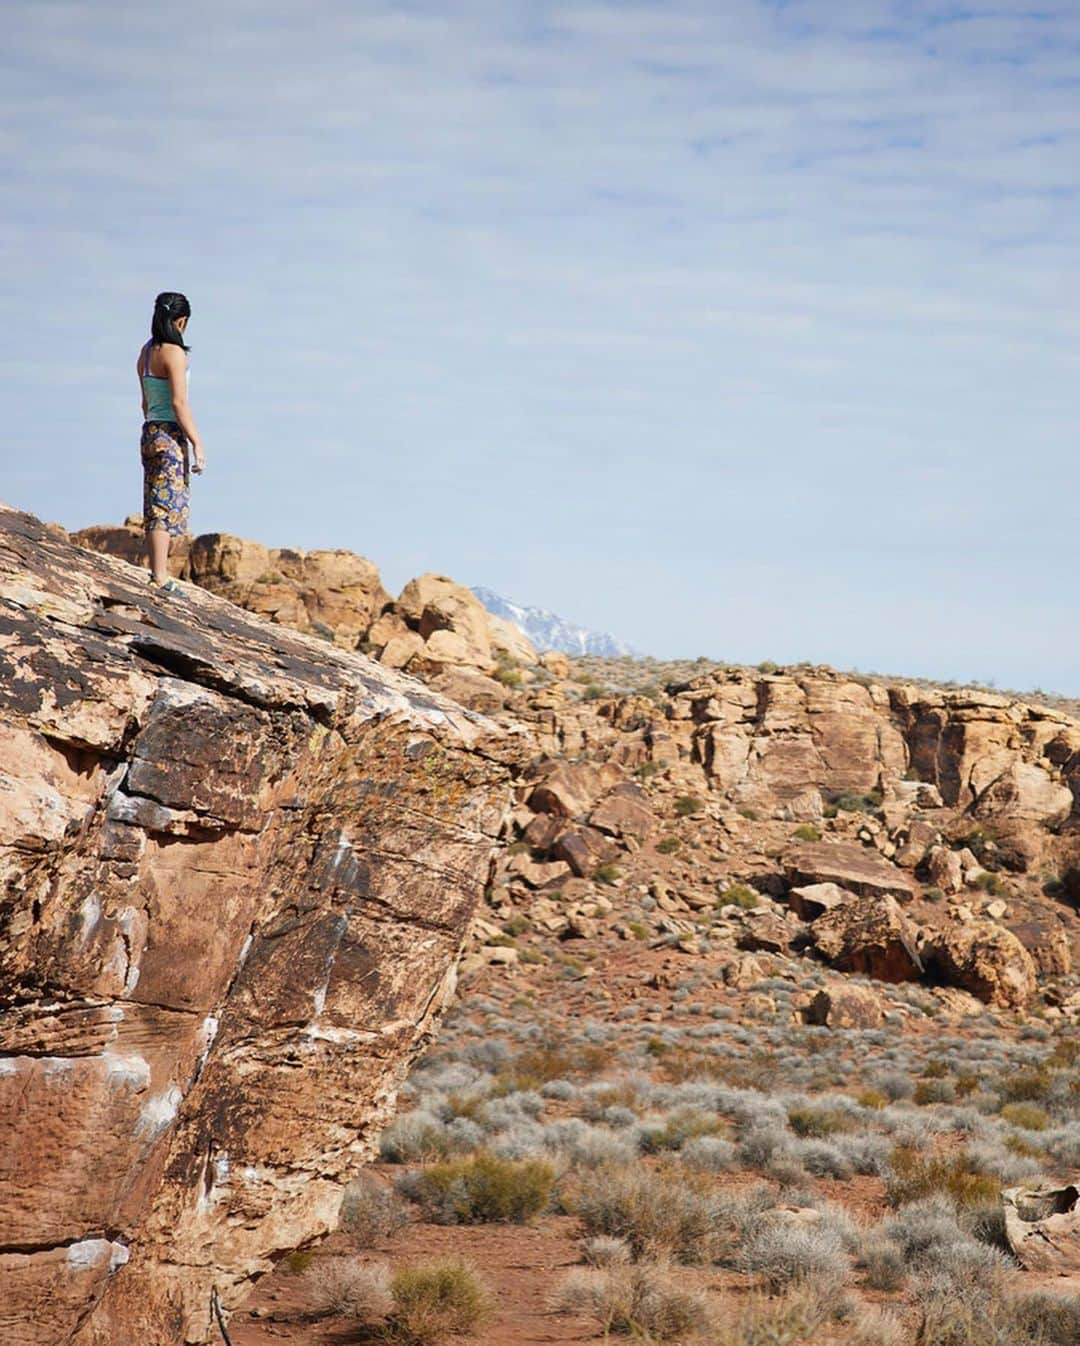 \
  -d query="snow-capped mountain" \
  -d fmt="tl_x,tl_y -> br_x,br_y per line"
471,587 -> 637,658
